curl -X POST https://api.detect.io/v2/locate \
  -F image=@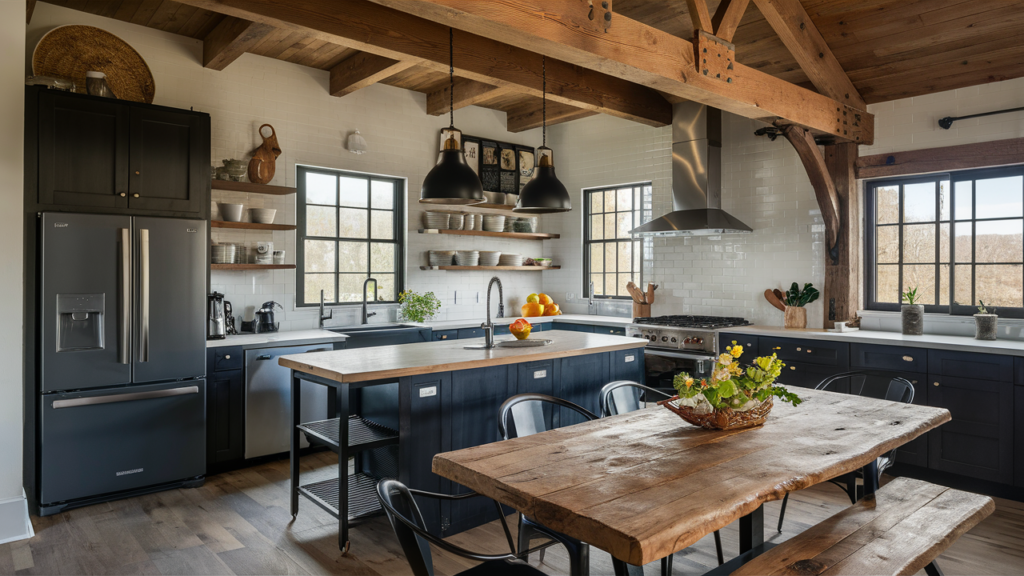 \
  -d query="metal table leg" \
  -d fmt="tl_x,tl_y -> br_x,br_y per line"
739,504 -> 764,553
612,558 -> 645,576
338,382 -> 350,553
290,370 -> 301,517
862,459 -> 879,497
